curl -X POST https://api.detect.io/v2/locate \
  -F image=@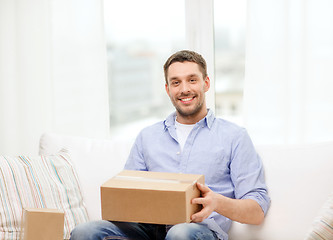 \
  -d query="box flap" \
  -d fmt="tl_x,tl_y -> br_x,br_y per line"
101,170 -> 203,191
